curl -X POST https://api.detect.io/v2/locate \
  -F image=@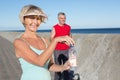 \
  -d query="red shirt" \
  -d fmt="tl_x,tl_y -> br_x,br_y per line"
54,24 -> 71,50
